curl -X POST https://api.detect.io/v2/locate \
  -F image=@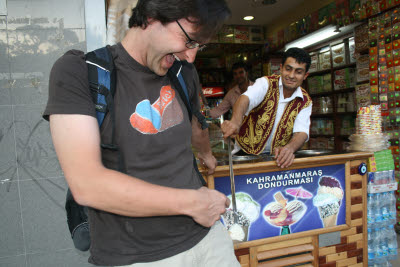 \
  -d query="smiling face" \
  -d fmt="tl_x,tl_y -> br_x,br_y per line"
280,57 -> 309,95
146,18 -> 205,76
